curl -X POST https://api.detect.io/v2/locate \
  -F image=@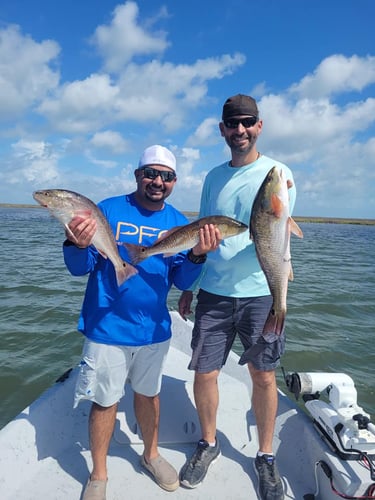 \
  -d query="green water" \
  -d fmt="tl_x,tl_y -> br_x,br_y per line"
1,207 -> 374,429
